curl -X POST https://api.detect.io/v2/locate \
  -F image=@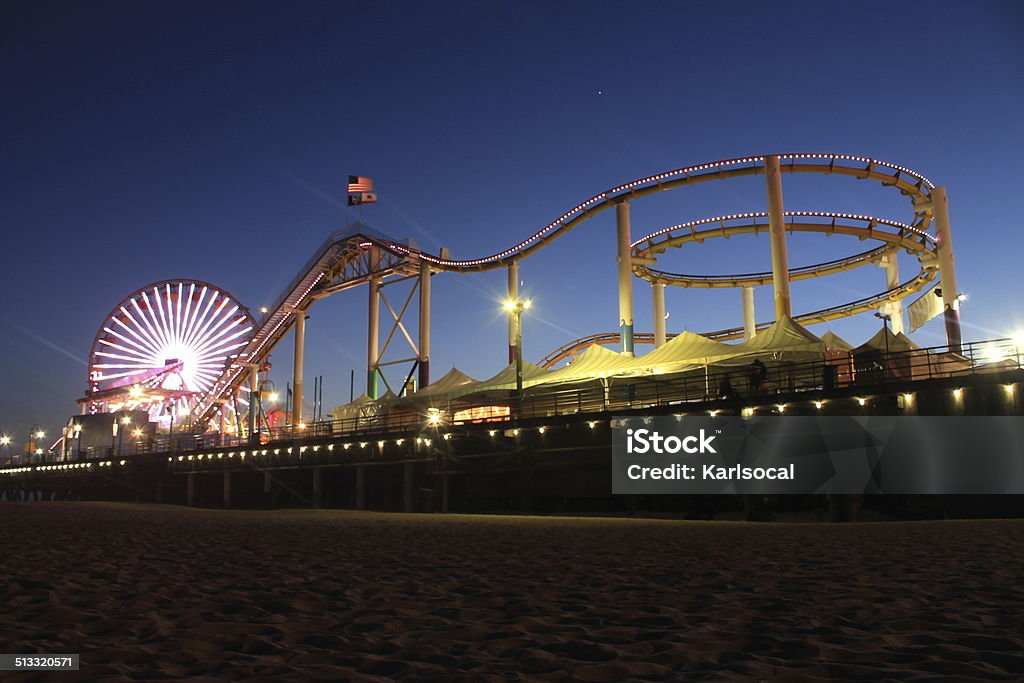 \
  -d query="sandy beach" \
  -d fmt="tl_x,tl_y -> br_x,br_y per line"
1,503 -> 1023,681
